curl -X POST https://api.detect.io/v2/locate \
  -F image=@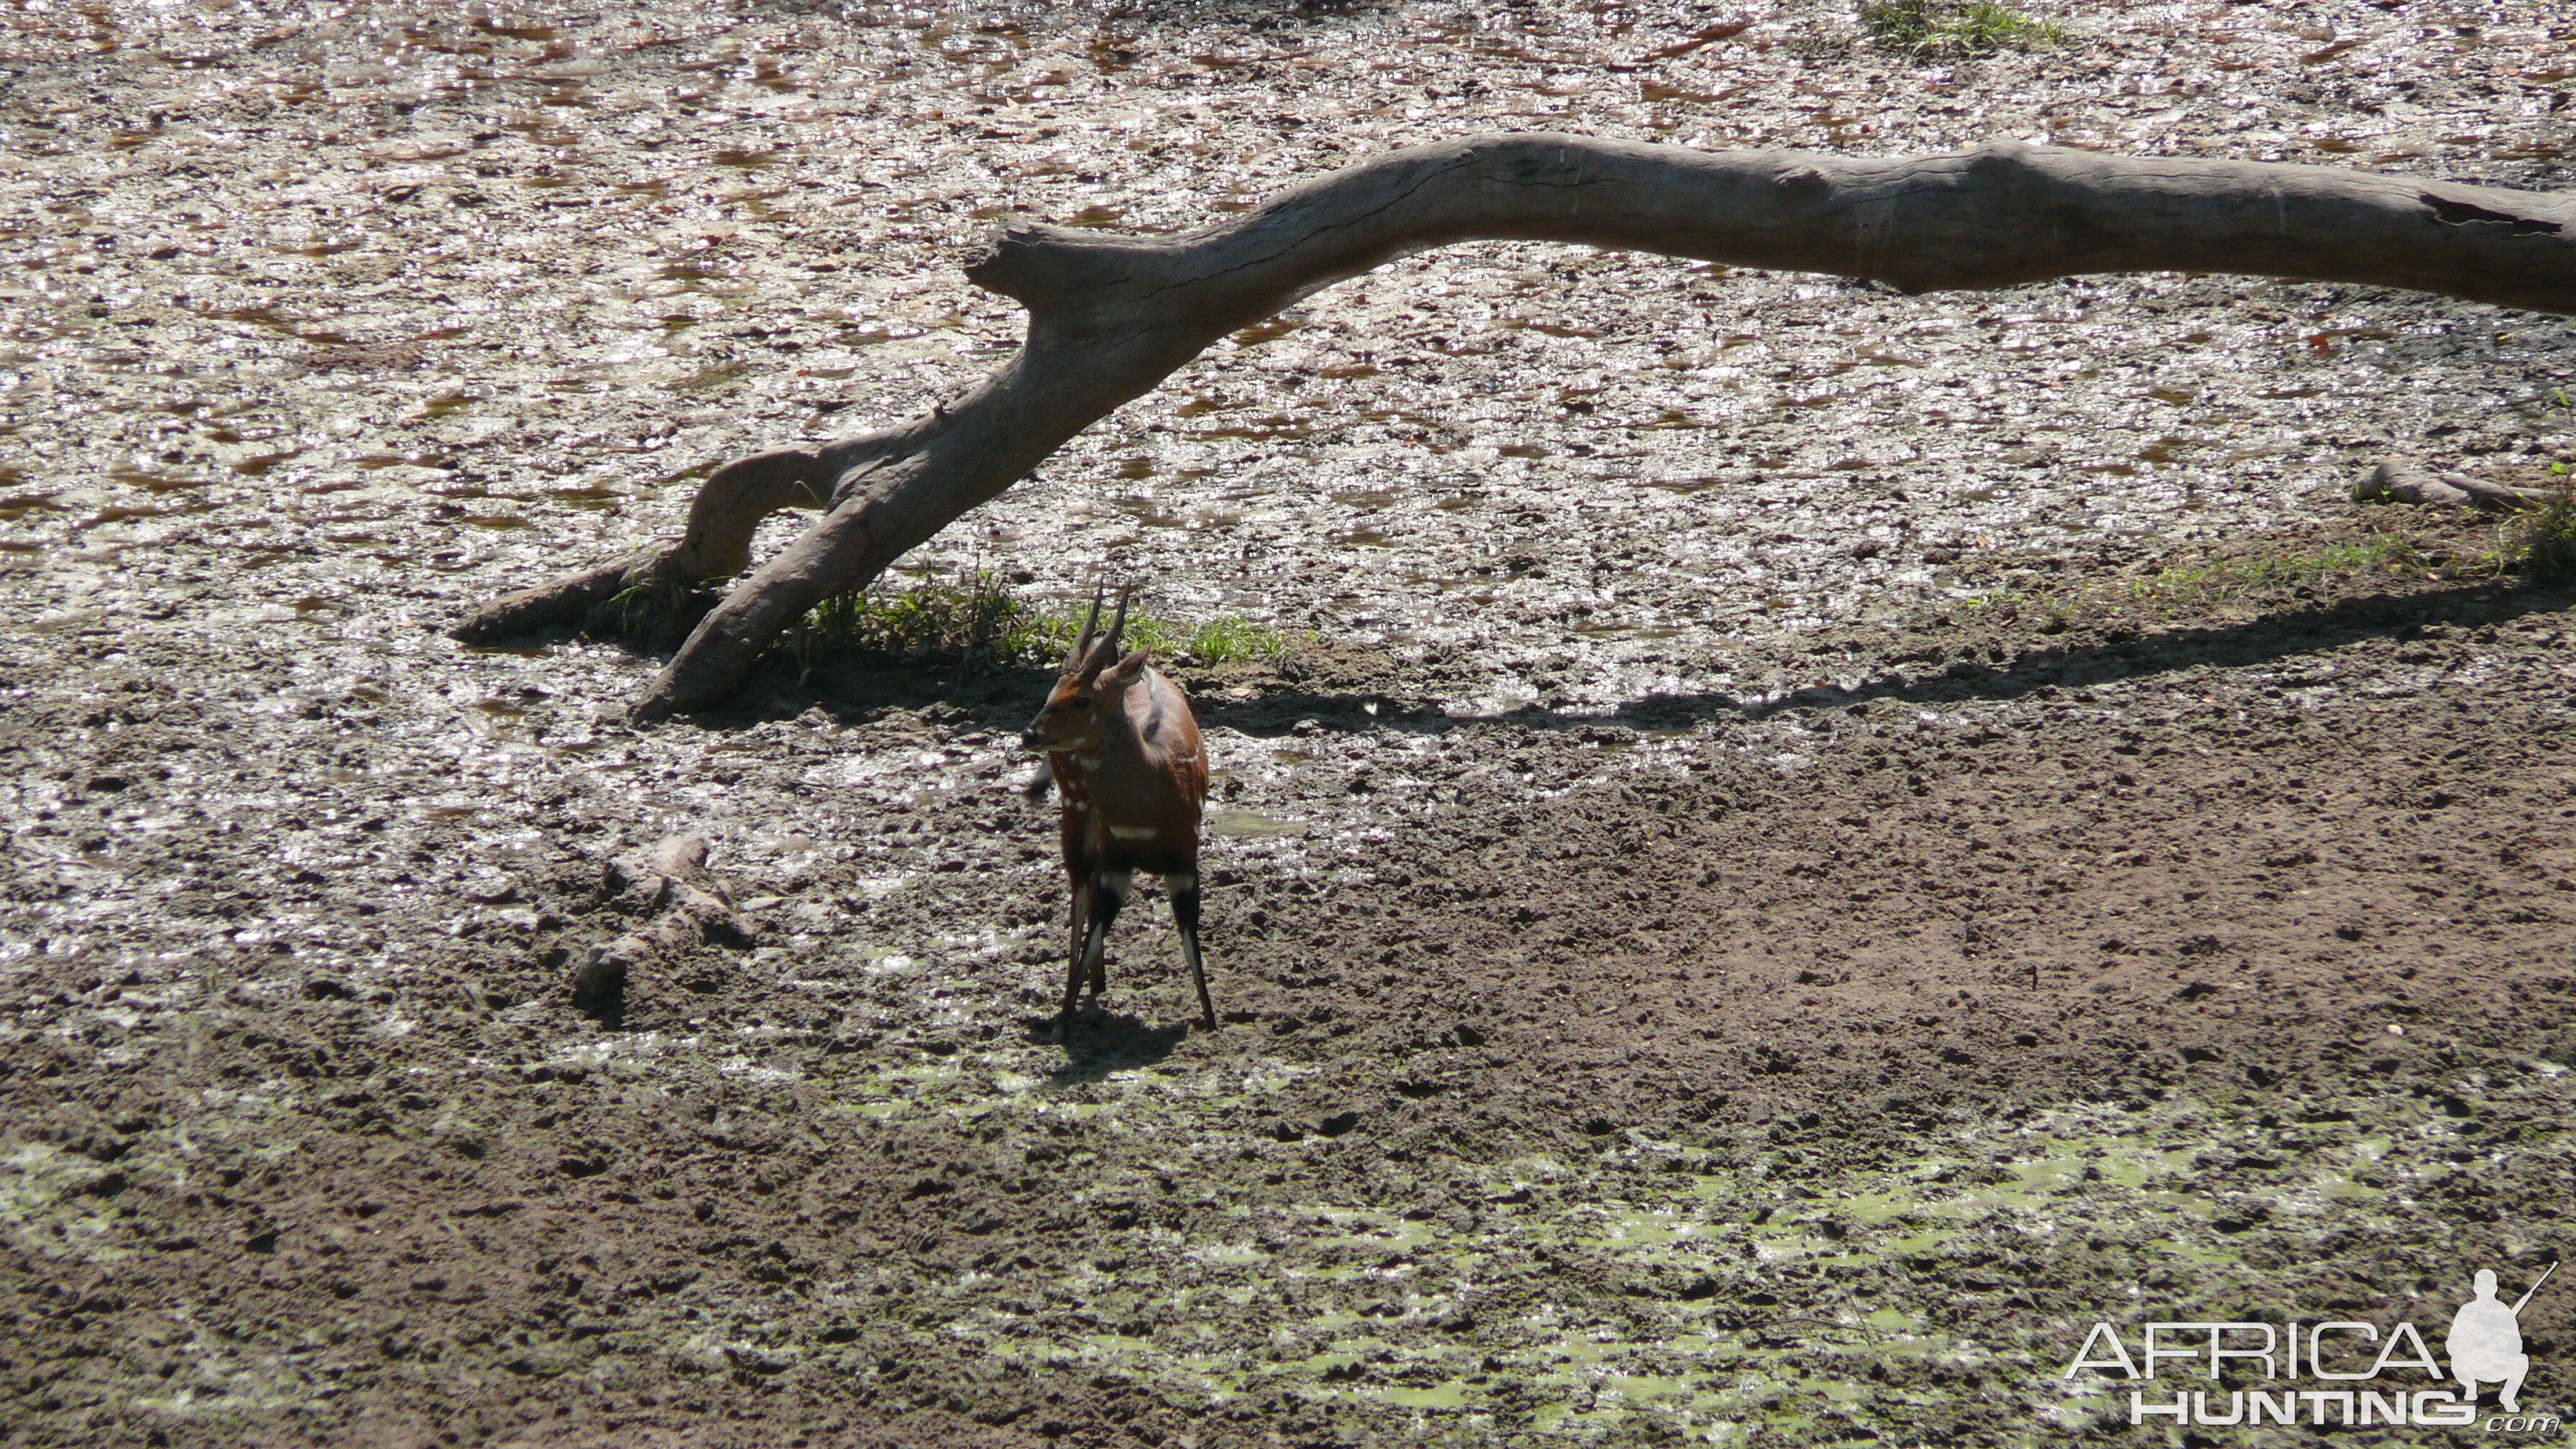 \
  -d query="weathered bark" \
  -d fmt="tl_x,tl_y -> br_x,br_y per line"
2355,460 -> 2552,512
450,133 -> 2576,719
569,834 -> 750,1014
